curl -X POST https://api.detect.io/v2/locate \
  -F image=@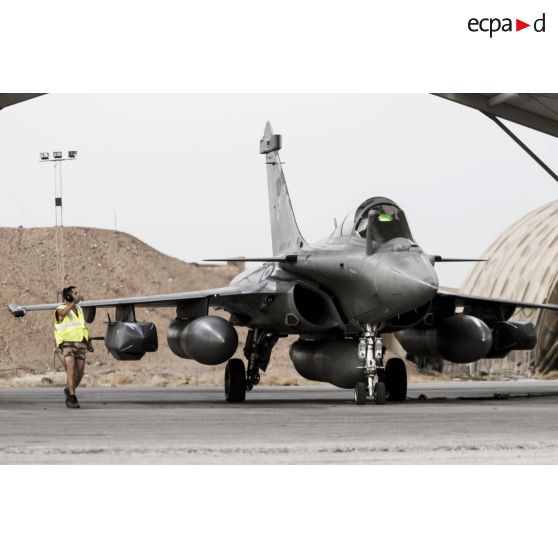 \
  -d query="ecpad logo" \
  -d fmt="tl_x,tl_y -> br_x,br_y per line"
468,13 -> 546,37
